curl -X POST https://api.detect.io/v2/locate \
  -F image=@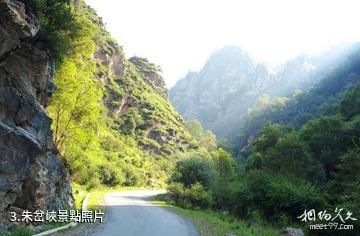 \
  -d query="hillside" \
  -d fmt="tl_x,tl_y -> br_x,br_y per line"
45,1 -> 197,187
0,0 -> 195,229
